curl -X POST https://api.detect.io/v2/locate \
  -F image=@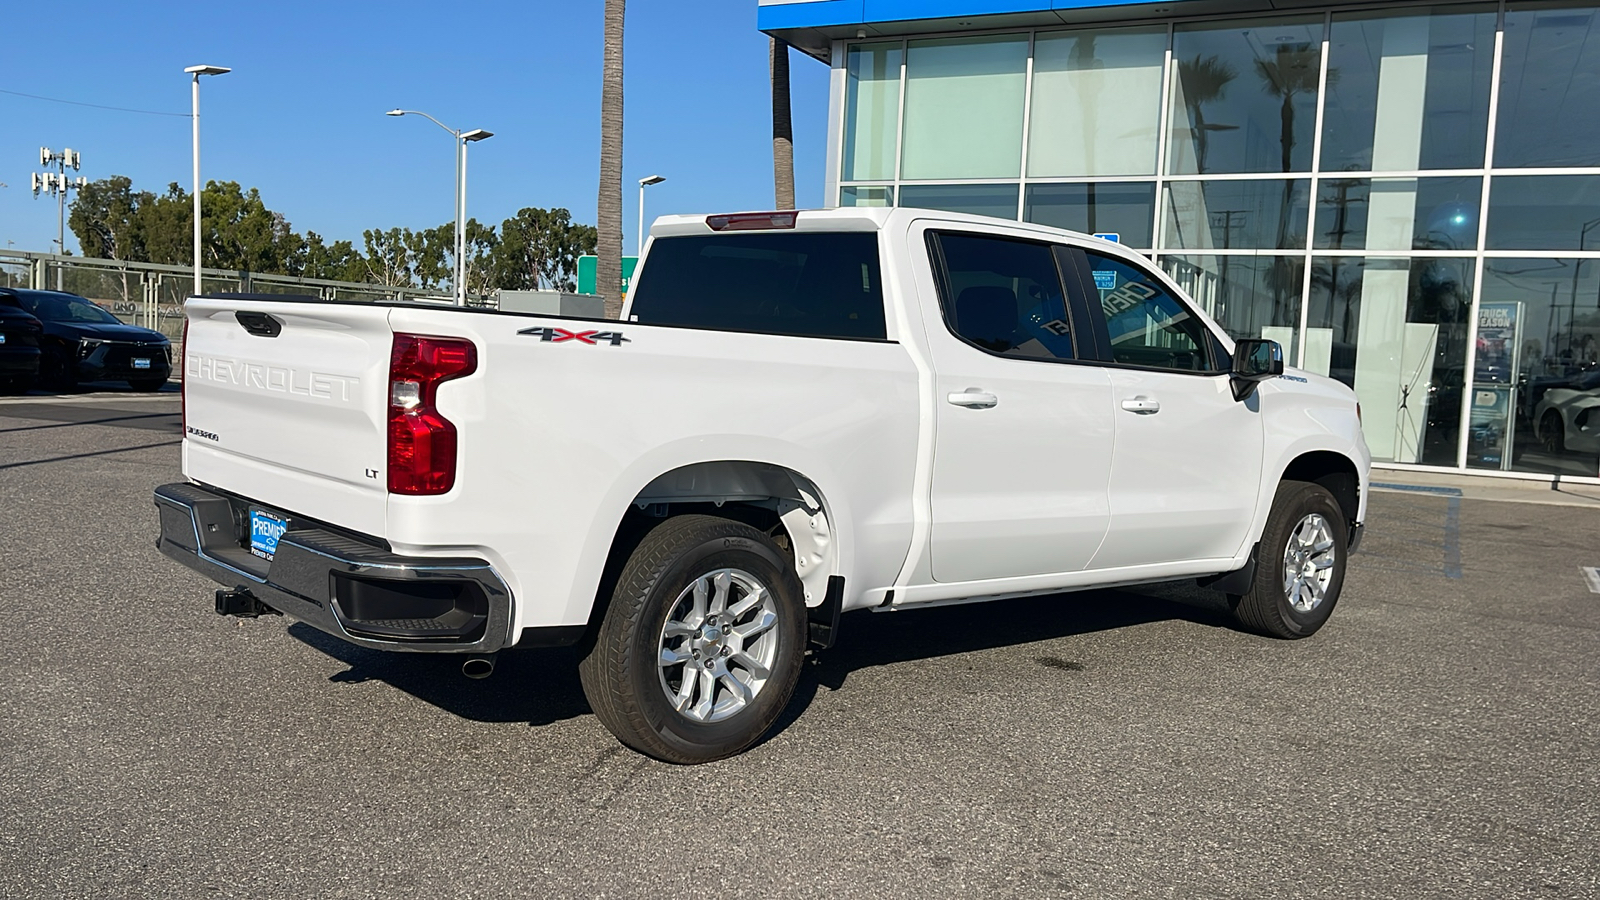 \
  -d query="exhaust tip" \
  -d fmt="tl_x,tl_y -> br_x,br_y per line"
461,656 -> 495,680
